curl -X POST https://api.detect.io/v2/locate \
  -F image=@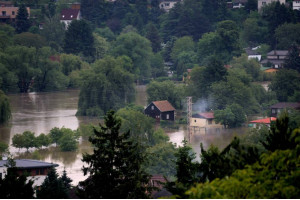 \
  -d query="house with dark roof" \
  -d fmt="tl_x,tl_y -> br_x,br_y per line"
249,117 -> 276,128
190,112 -> 223,134
270,102 -> 300,117
144,100 -> 175,121
60,8 -> 81,29
159,0 -> 183,12
260,50 -> 289,69
245,47 -> 262,61
0,159 -> 58,187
